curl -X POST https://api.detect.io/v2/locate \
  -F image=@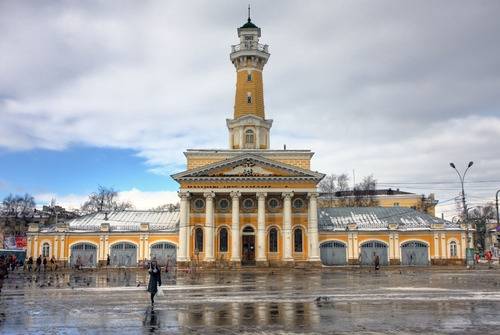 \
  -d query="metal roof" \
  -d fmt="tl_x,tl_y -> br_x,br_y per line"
65,211 -> 179,232
319,207 -> 459,231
